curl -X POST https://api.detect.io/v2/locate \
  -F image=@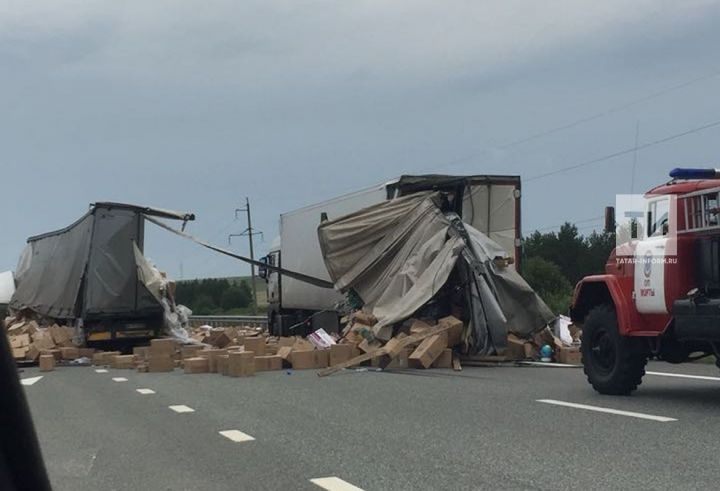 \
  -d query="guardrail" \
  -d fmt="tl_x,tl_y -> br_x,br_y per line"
188,315 -> 268,328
